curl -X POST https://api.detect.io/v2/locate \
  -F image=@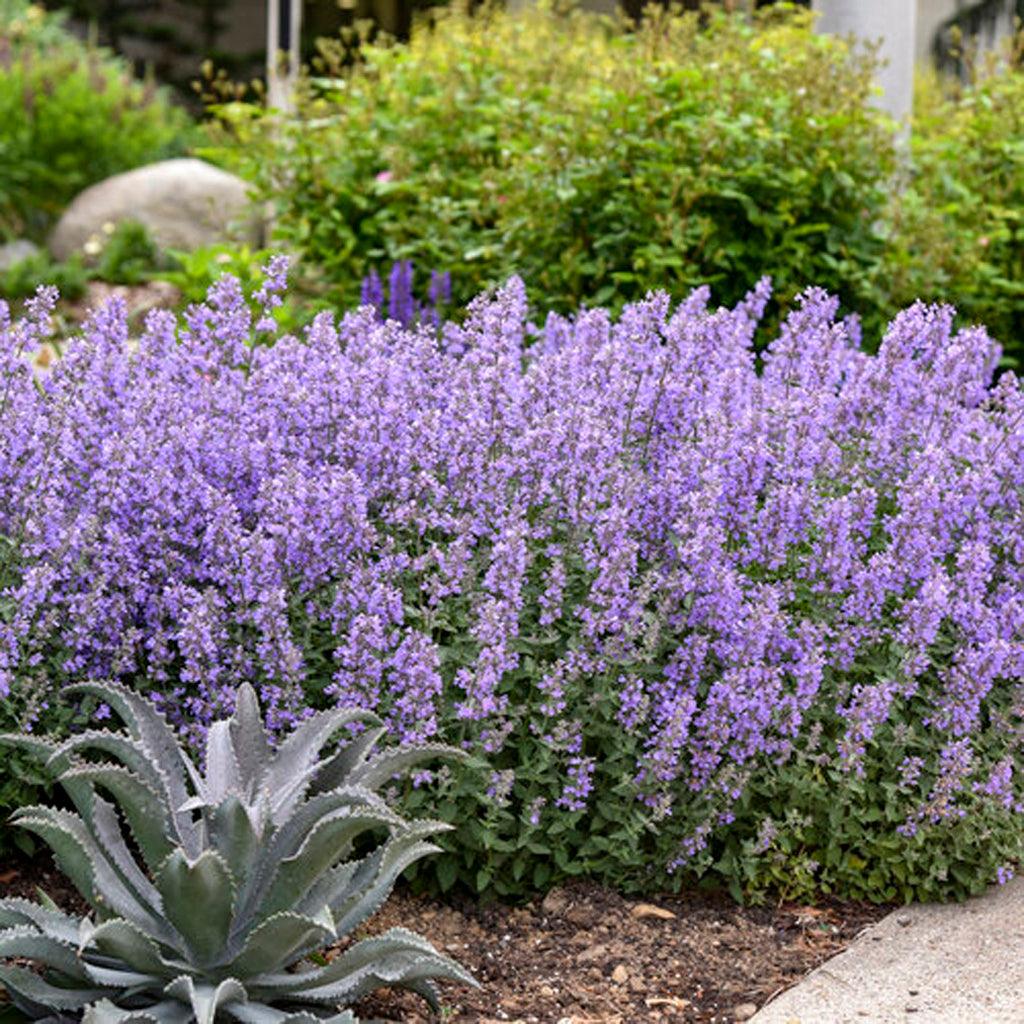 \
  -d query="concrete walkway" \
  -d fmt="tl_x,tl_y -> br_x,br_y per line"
750,877 -> 1024,1024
